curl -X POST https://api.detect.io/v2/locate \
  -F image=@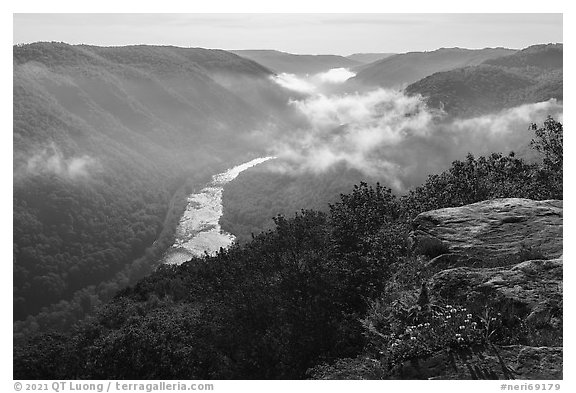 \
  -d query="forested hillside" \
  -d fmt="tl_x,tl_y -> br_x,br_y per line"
14,117 -> 562,379
346,53 -> 395,64
231,50 -> 361,74
349,47 -> 515,88
483,43 -> 562,70
405,44 -> 562,118
219,45 -> 562,245
13,42 -> 291,337
220,163 -> 370,244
